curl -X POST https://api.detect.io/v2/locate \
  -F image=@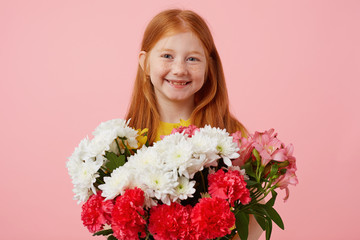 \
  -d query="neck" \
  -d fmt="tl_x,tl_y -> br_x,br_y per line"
156,98 -> 194,123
